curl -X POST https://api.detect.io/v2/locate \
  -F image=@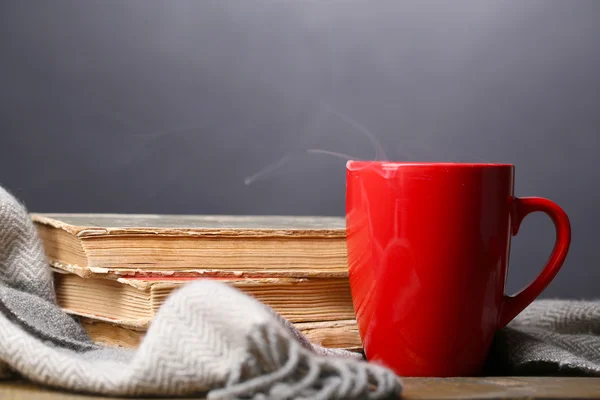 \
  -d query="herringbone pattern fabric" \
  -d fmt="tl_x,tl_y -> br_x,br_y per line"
0,185 -> 401,399
486,300 -> 600,376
